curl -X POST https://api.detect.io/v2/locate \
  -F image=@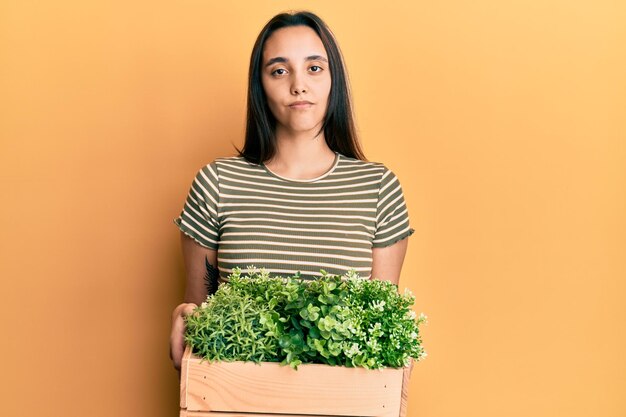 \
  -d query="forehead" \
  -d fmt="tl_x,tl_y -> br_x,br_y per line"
263,25 -> 327,62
